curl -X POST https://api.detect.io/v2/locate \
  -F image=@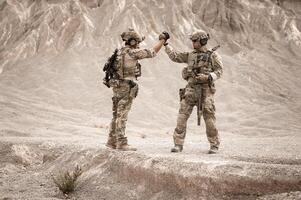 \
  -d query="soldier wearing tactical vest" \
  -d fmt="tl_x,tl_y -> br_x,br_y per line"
164,30 -> 223,154
105,29 -> 169,151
